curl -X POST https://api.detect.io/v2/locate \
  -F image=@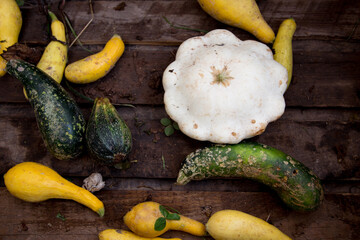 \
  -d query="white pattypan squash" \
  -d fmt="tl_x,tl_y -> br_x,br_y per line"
162,29 -> 287,144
